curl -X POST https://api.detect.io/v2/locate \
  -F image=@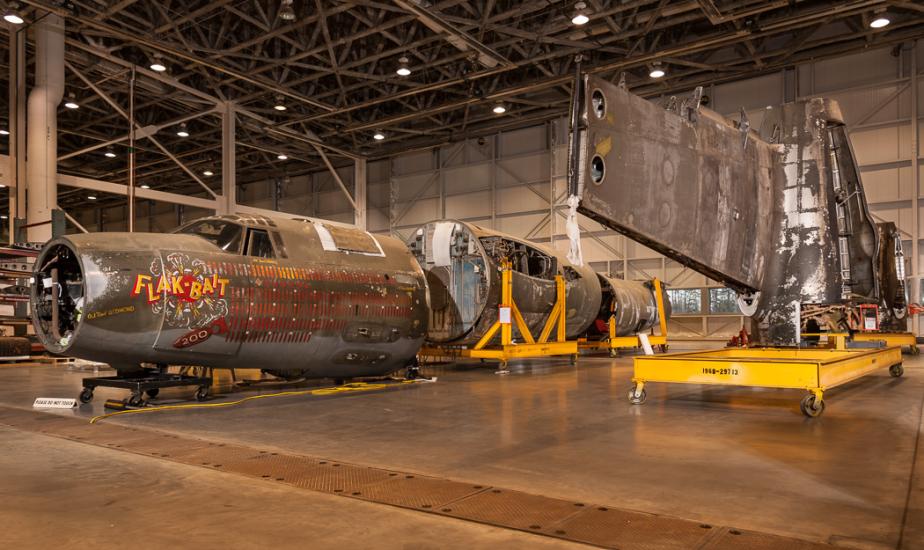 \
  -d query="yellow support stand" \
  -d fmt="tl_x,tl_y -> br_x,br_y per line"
628,341 -> 904,418
419,260 -> 578,373
578,278 -> 669,357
